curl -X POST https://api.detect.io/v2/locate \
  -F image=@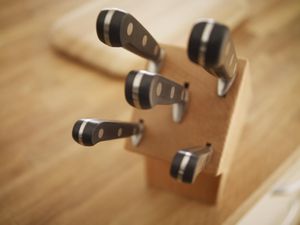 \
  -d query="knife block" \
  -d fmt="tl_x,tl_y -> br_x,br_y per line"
125,44 -> 252,205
